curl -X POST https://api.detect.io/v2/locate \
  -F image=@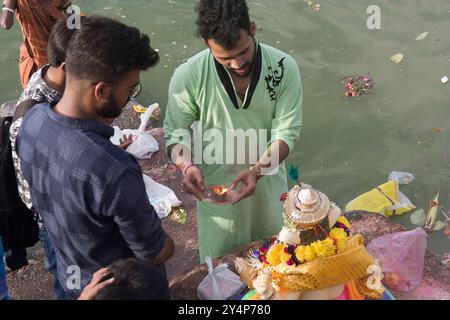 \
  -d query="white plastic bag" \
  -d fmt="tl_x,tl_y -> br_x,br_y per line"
110,103 -> 160,159
138,103 -> 159,132
197,256 -> 246,300
143,174 -> 182,219
126,131 -> 159,159
110,126 -> 159,159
